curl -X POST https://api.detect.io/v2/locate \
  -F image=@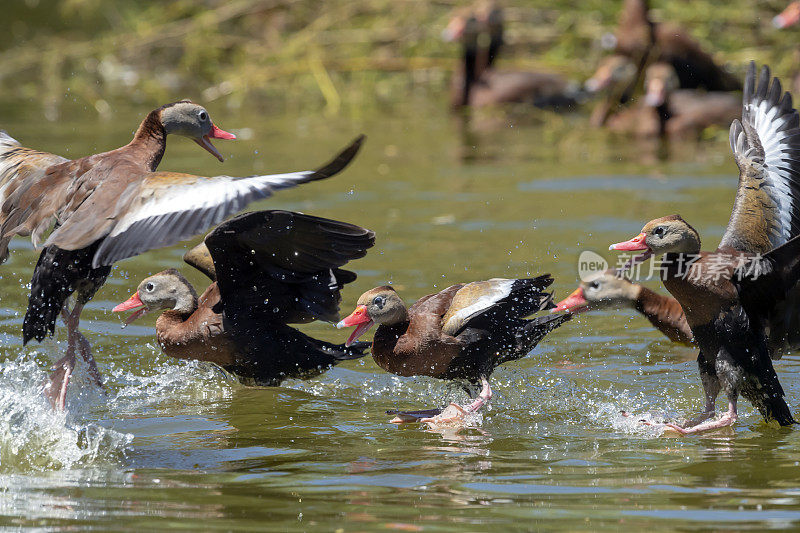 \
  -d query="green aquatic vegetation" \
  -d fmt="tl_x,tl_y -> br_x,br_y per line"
1,0 -> 798,118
